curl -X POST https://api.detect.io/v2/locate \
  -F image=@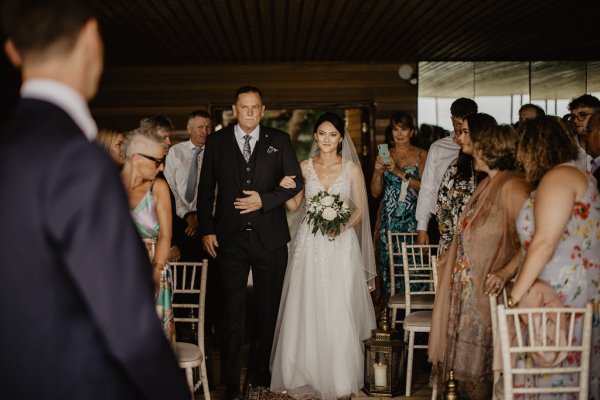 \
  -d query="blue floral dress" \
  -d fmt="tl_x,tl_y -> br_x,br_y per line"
376,153 -> 421,301
515,178 -> 600,399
